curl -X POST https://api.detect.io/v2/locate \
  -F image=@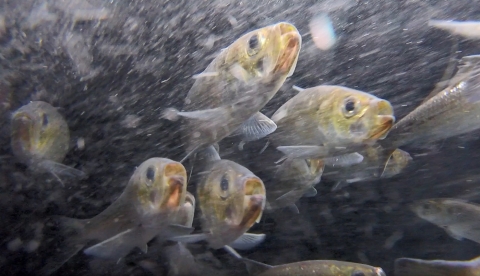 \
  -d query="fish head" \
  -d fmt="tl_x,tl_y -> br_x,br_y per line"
381,149 -> 412,178
11,101 -> 69,163
198,160 -> 266,235
304,158 -> 325,183
328,87 -> 395,144
225,22 -> 302,82
133,158 -> 187,215
409,198 -> 456,225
